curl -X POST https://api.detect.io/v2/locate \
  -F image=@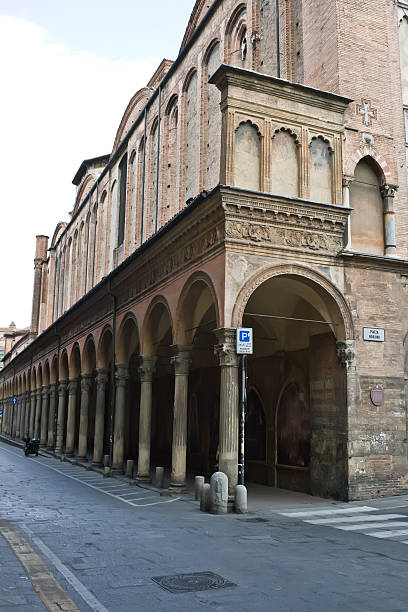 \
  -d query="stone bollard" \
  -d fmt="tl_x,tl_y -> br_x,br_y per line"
103,454 -> 110,468
126,460 -> 134,478
155,467 -> 164,488
200,483 -> 211,512
210,472 -> 228,515
104,466 -> 111,477
195,476 -> 205,501
235,485 -> 248,514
